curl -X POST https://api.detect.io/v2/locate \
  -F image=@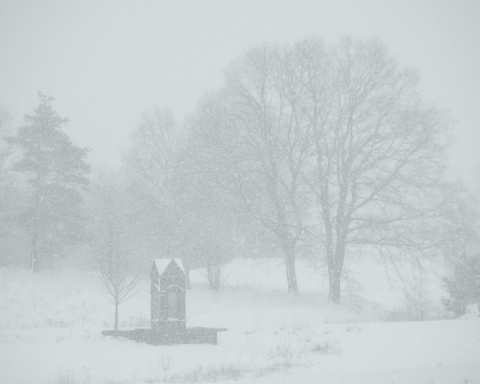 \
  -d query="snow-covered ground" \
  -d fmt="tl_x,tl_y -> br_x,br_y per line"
0,257 -> 479,384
